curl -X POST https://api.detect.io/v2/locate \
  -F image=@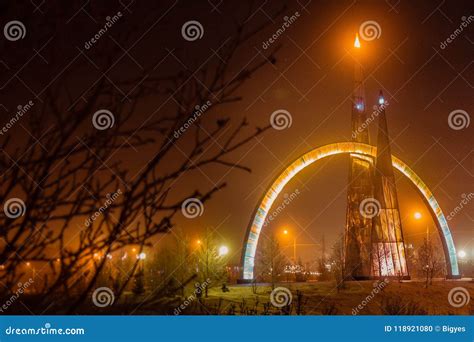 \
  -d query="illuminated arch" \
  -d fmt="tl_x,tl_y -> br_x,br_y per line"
241,142 -> 460,280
